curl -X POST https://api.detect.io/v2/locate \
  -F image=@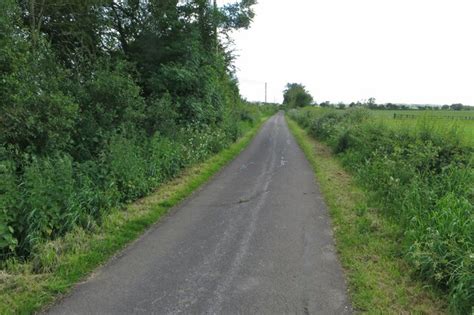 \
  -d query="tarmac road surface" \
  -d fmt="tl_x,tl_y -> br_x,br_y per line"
47,112 -> 352,314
